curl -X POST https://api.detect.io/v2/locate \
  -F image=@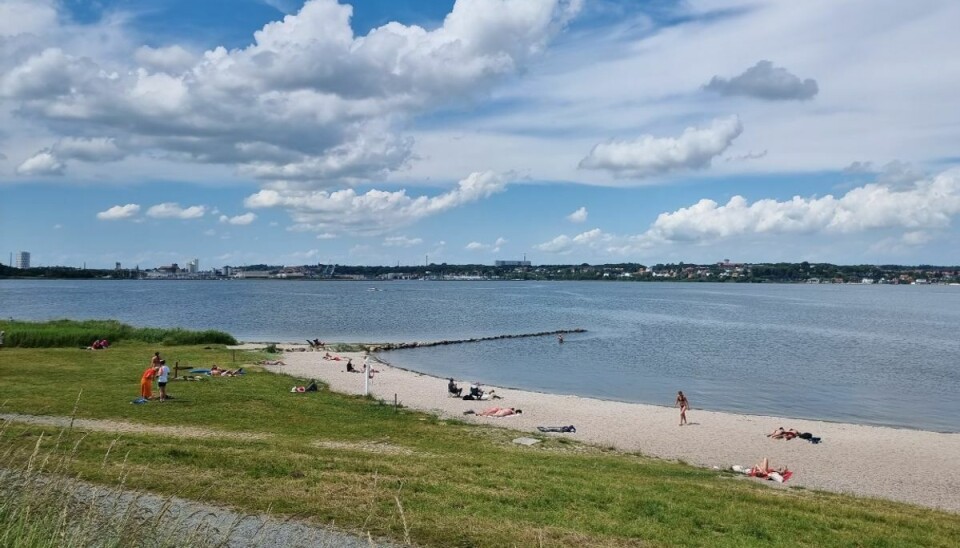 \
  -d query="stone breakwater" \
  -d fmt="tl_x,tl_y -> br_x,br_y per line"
363,329 -> 587,352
